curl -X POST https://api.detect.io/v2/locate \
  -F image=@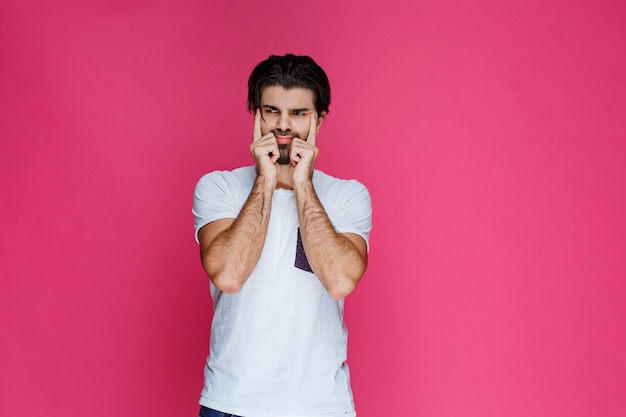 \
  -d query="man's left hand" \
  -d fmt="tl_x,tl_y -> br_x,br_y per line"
290,112 -> 319,183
